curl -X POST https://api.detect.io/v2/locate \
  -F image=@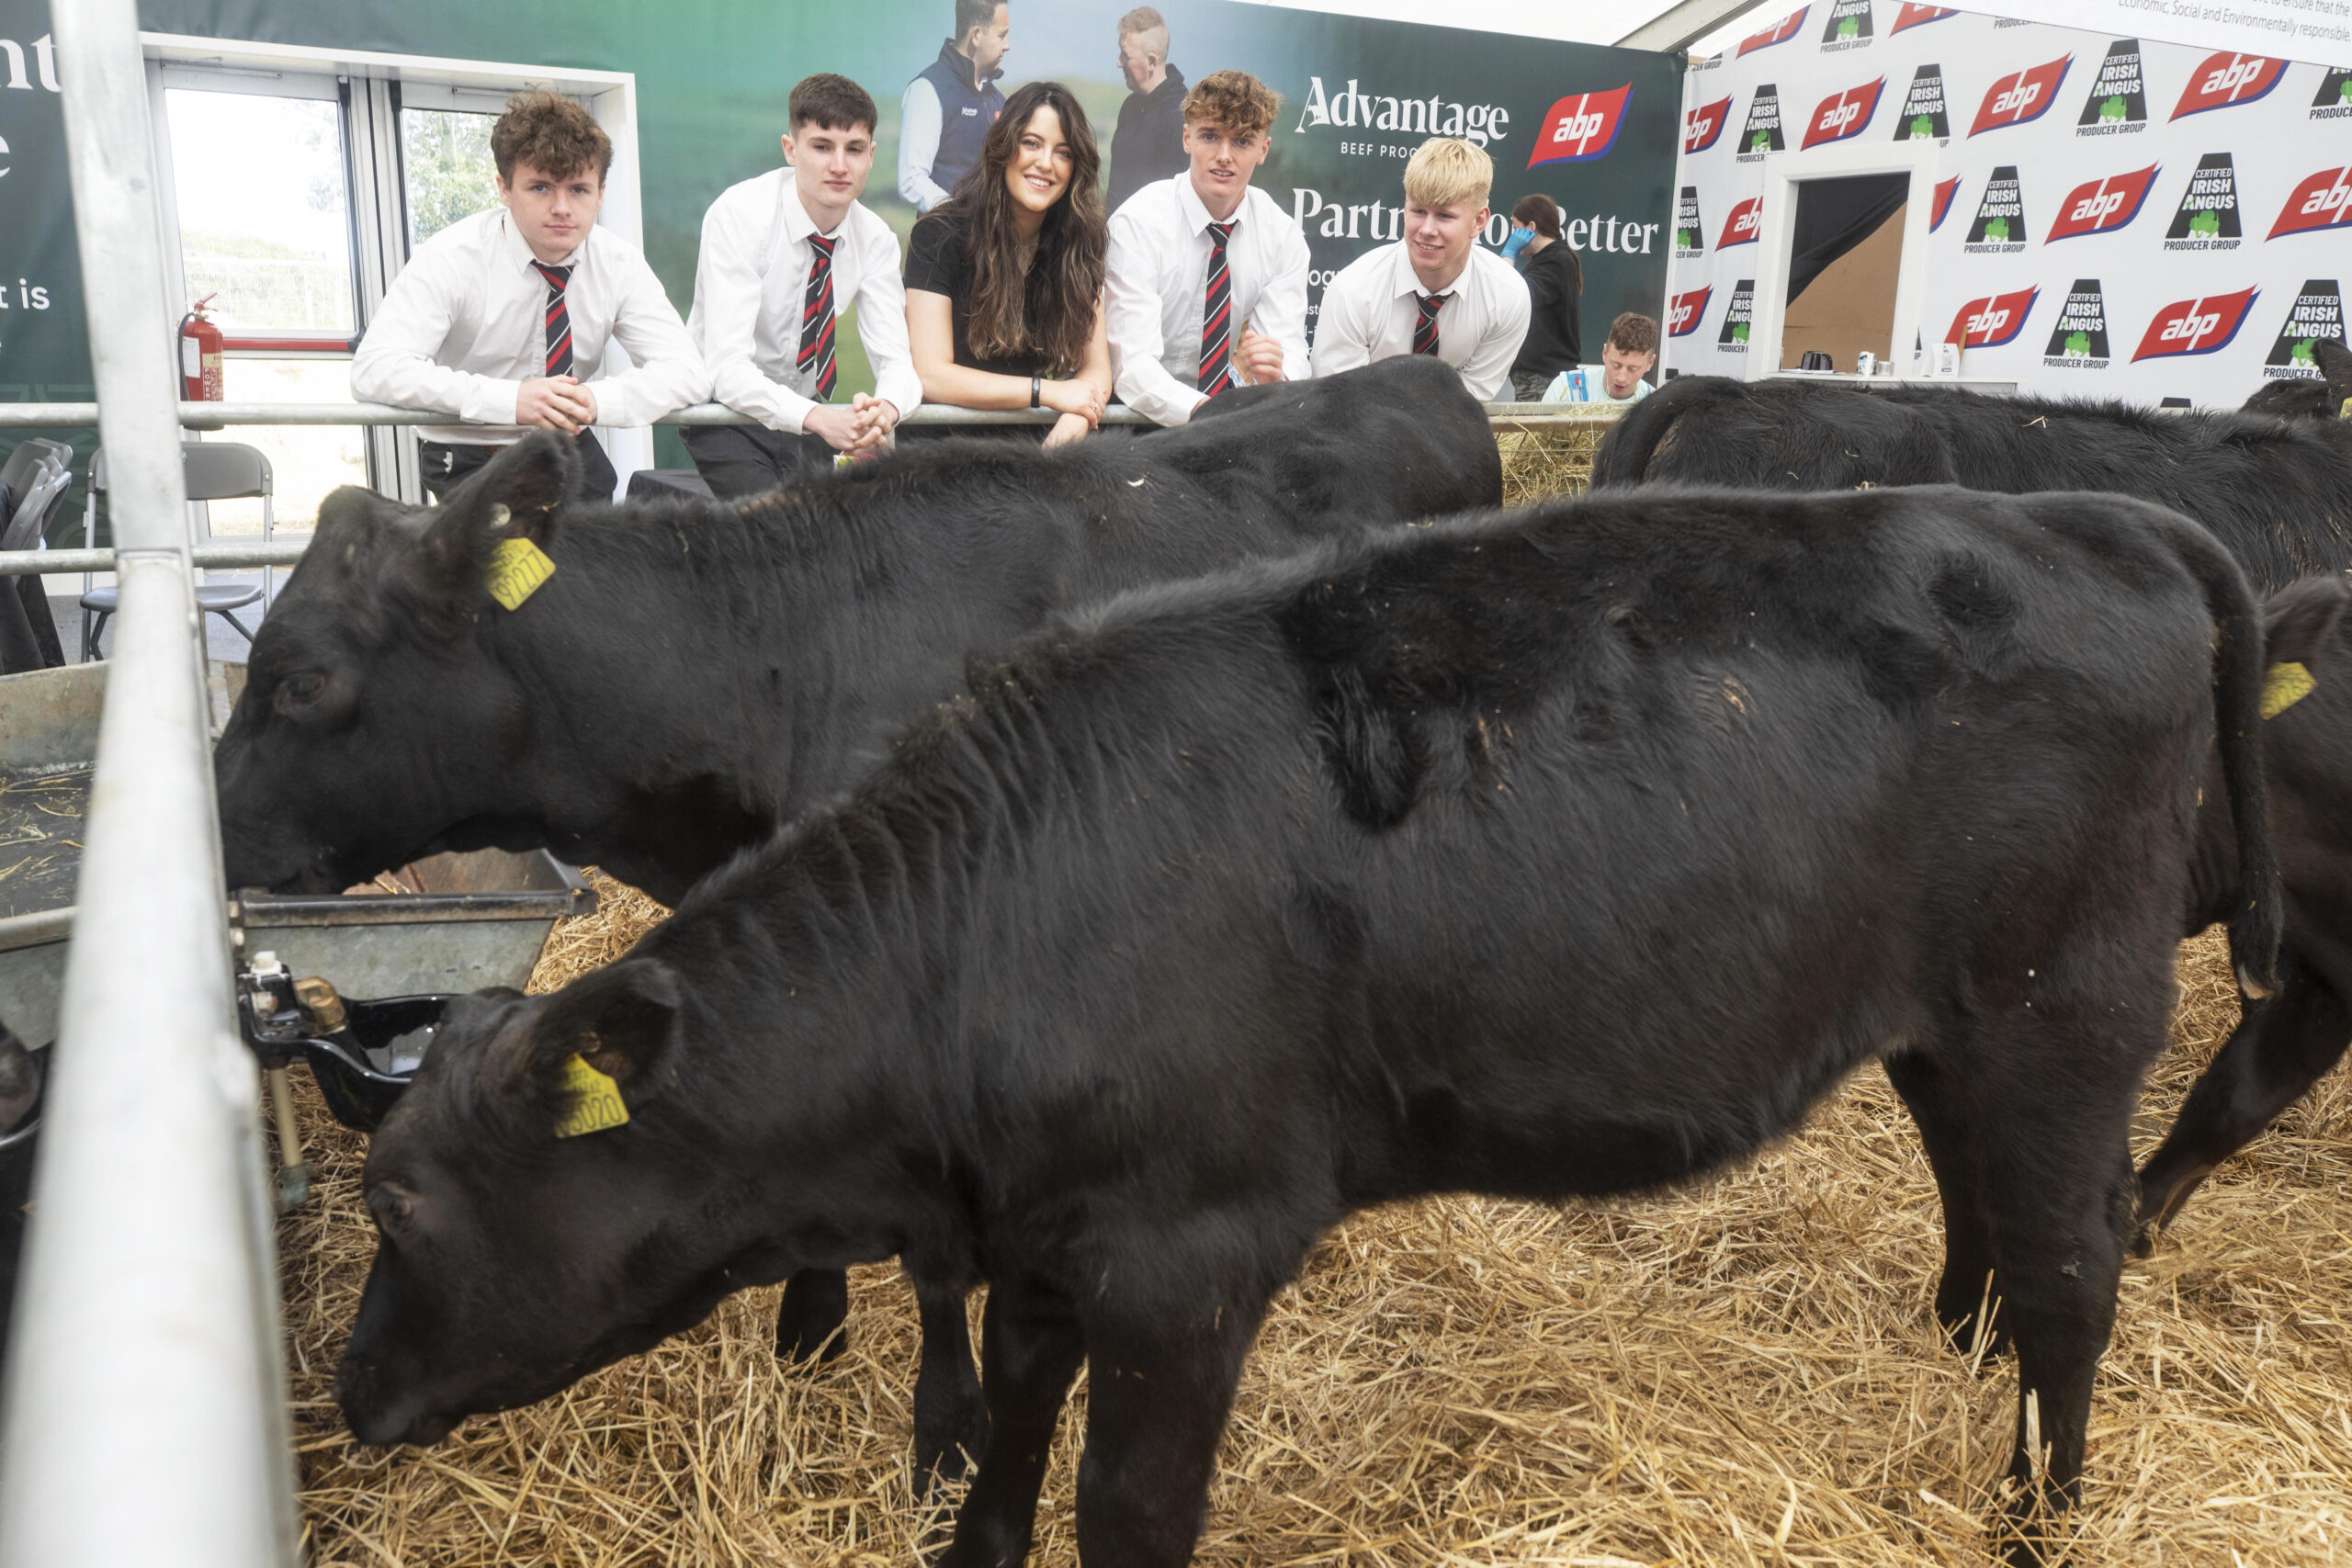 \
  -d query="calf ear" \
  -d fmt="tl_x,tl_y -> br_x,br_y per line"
417,432 -> 579,586
2320,337 -> 2352,412
2263,573 -> 2352,666
515,957 -> 682,1104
